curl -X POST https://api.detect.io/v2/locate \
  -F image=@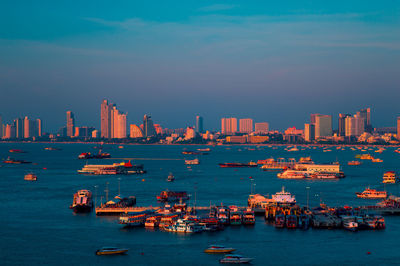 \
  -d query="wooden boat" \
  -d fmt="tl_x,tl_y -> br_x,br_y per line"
204,245 -> 235,254
24,173 -> 37,181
